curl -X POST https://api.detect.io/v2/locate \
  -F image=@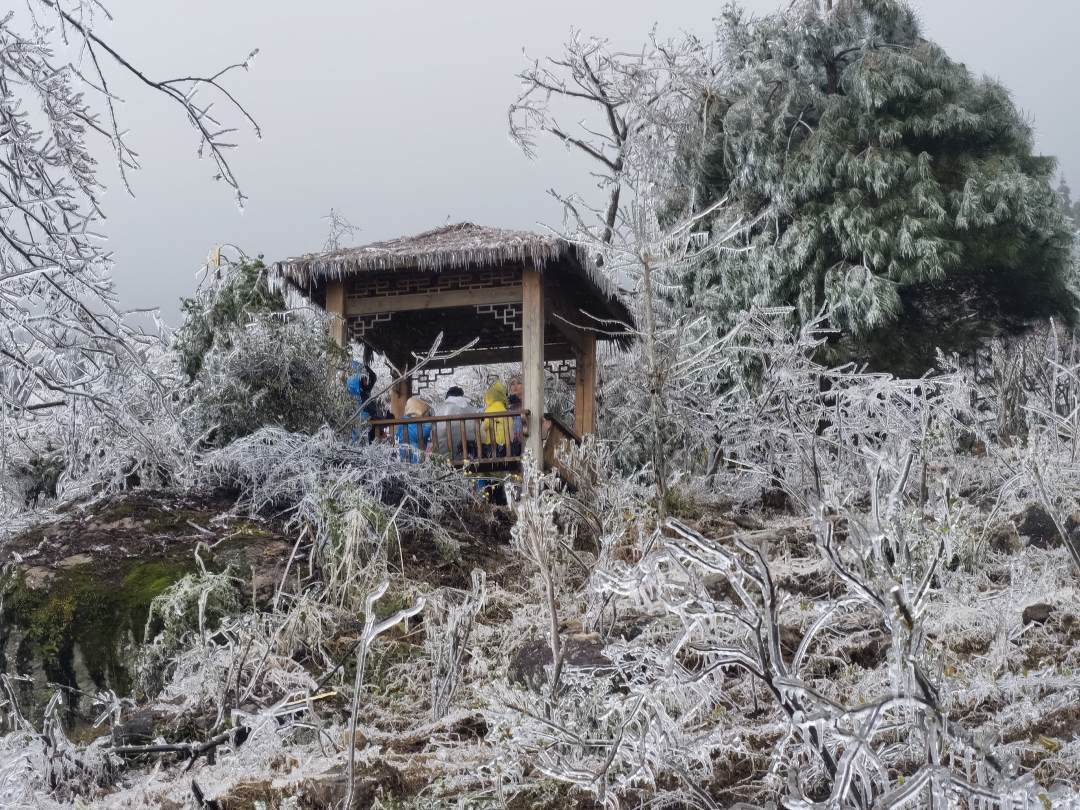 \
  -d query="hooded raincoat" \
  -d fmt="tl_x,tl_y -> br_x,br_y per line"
481,382 -> 512,456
